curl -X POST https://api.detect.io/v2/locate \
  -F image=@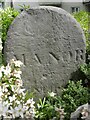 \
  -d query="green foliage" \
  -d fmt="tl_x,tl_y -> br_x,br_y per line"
61,80 -> 88,120
0,7 -> 19,43
0,52 -> 2,65
19,4 -> 30,11
73,11 -> 90,53
73,11 -> 88,39
35,95 -> 63,120
80,63 -> 90,101
0,7 -> 19,64
80,63 -> 90,79
25,90 -> 34,102
35,80 -> 88,120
